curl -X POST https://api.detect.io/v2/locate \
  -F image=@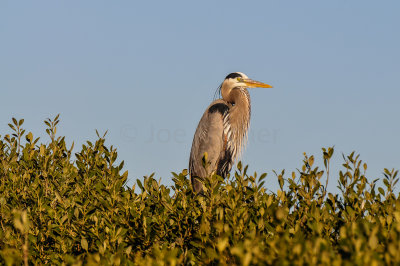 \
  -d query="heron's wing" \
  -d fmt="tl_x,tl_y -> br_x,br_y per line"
189,101 -> 230,185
